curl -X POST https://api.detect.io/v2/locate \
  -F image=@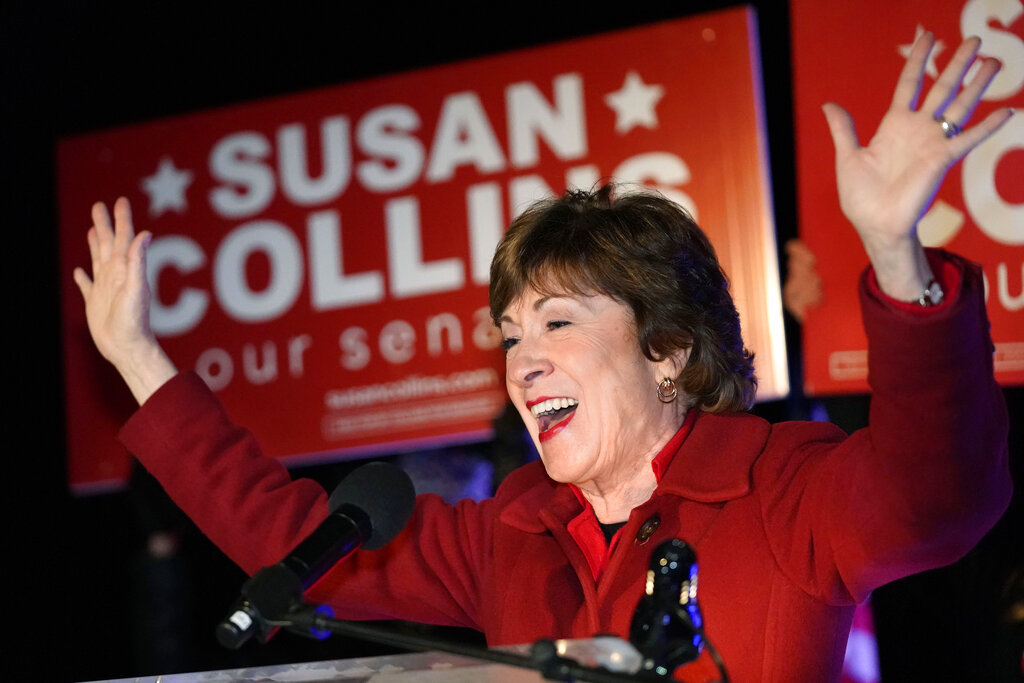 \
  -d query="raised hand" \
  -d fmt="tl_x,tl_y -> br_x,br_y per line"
73,198 -> 177,405
822,32 -> 1014,300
